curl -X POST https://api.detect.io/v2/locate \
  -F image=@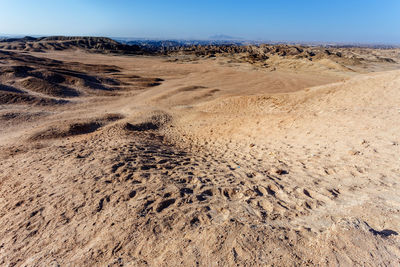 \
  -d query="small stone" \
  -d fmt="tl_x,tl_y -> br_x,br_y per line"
258,186 -> 268,196
246,172 -> 255,178
277,169 -> 288,175
348,150 -> 360,156
258,199 -> 274,213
